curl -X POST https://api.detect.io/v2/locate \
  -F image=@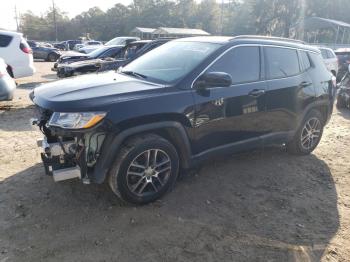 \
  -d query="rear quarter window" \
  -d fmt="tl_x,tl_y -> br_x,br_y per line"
326,50 -> 336,59
0,34 -> 13,47
265,47 -> 300,79
309,52 -> 331,77
320,49 -> 328,59
300,51 -> 311,70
